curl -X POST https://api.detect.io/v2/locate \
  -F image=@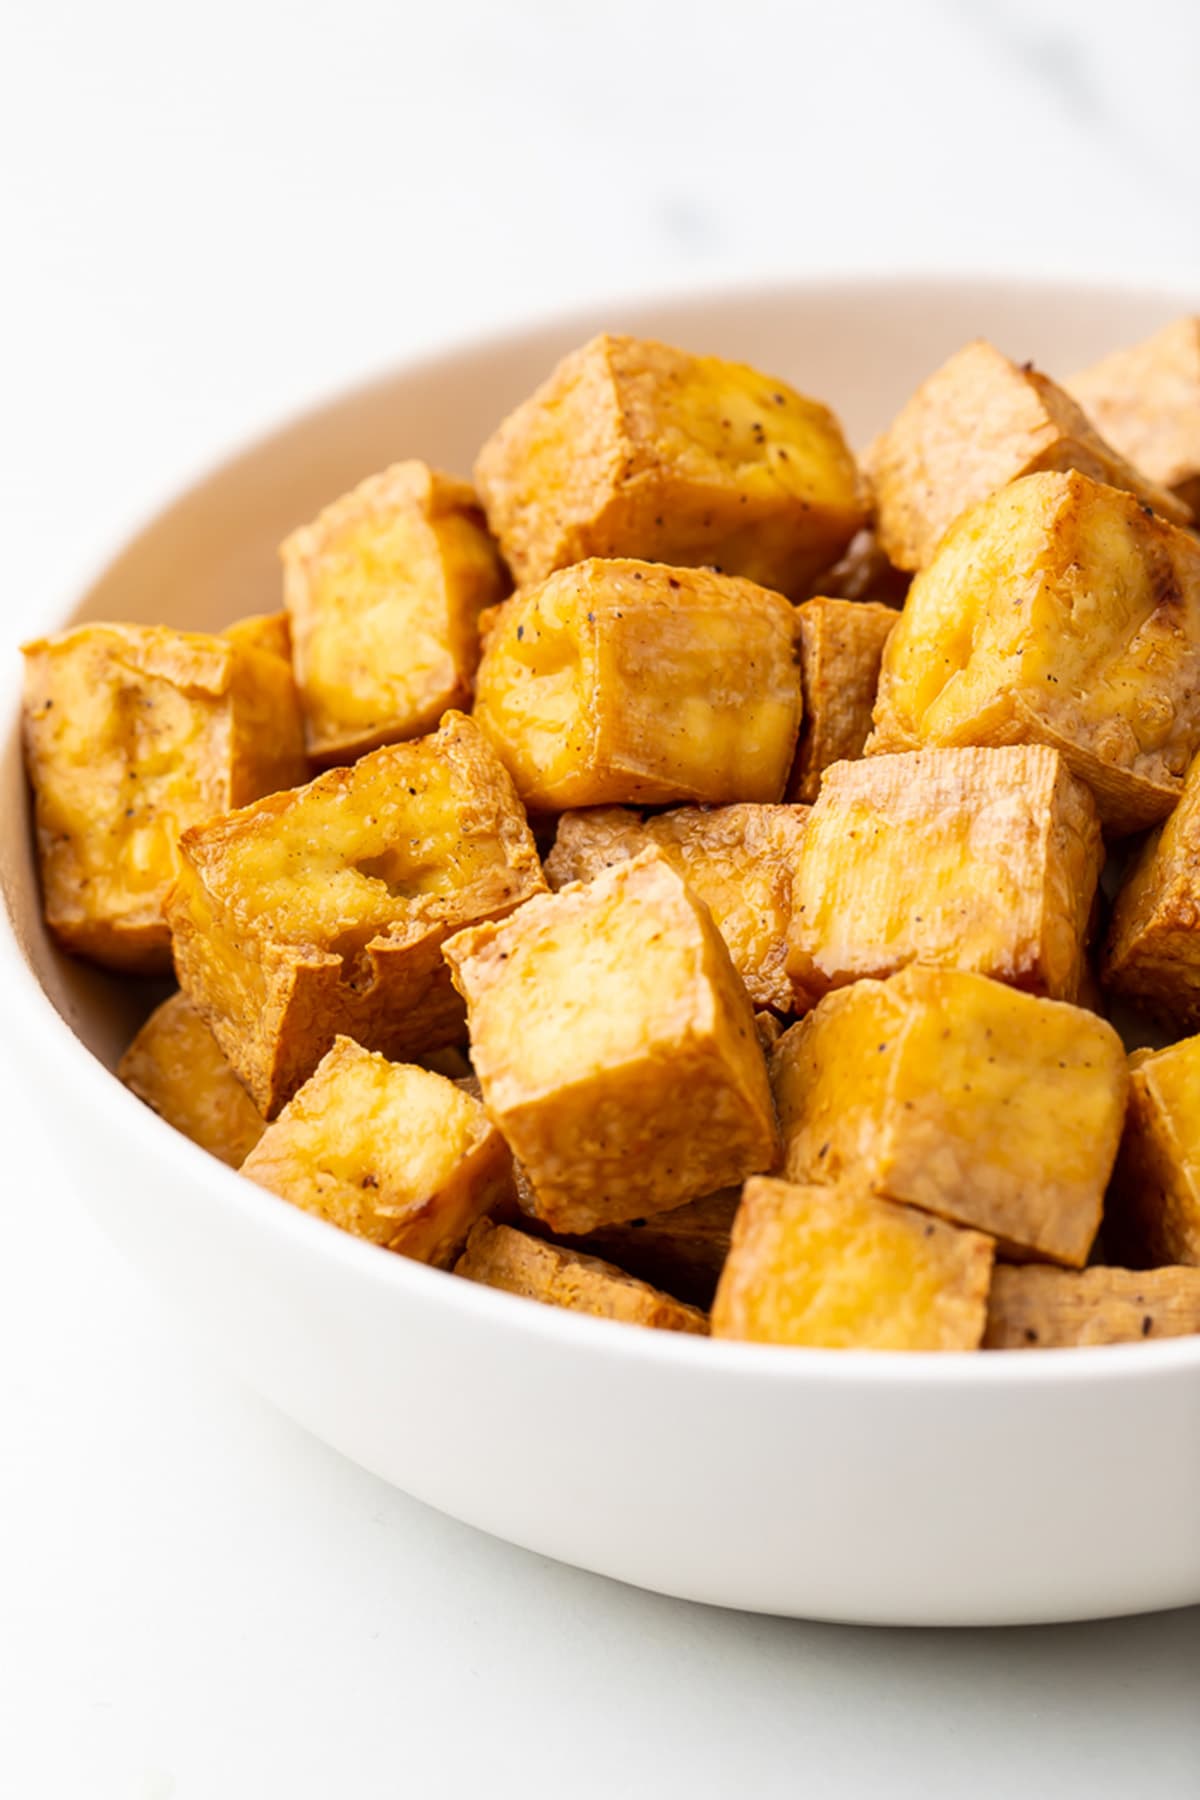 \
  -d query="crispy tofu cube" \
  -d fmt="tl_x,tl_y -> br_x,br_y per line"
771,966 -> 1127,1267
1067,318 -> 1200,514
241,1039 -> 511,1265
545,802 -> 809,1011
281,461 -> 506,762
864,338 -> 1191,572
1108,1038 -> 1200,1268
454,1219 -> 709,1333
472,558 -> 803,810
868,470 -> 1200,833
167,710 -> 545,1116
984,1264 -> 1200,1349
22,623 -> 308,972
787,597 -> 898,802
222,611 -> 293,662
513,1178 -> 739,1308
1102,749 -> 1200,1028
787,746 -> 1102,1008
119,992 -> 265,1168
442,849 -> 779,1235
711,1177 -> 993,1350
475,333 -> 865,594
